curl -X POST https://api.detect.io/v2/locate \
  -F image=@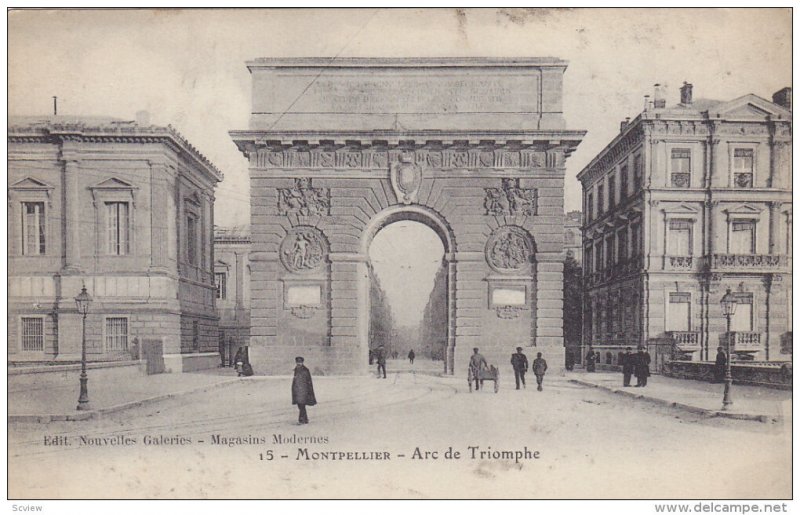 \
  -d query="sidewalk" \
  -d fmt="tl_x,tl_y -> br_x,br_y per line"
568,371 -> 792,422
9,367 -> 243,423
